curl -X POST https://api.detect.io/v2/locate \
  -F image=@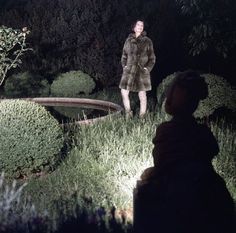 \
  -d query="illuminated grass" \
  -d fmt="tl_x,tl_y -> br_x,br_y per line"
23,113 -> 162,206
18,112 -> 235,227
